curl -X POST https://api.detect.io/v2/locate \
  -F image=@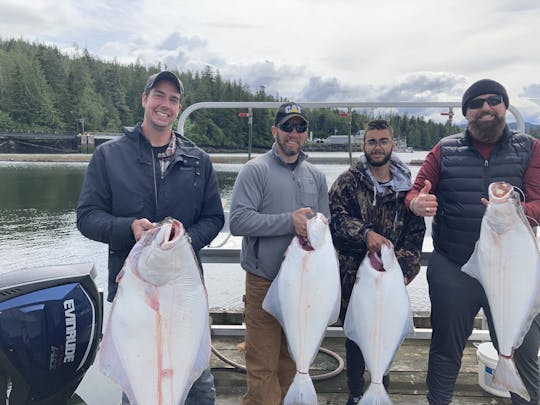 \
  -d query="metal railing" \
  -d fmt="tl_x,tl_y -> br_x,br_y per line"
177,101 -> 525,164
